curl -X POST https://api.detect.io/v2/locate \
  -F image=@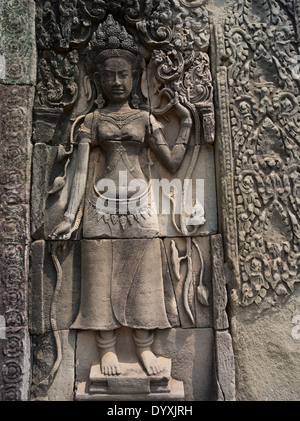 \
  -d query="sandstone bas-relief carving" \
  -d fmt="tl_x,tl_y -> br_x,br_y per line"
222,0 -> 300,310
1,0 -> 299,403
51,47 -> 193,379
0,0 -> 37,401
211,0 -> 300,401
29,1 -> 234,401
